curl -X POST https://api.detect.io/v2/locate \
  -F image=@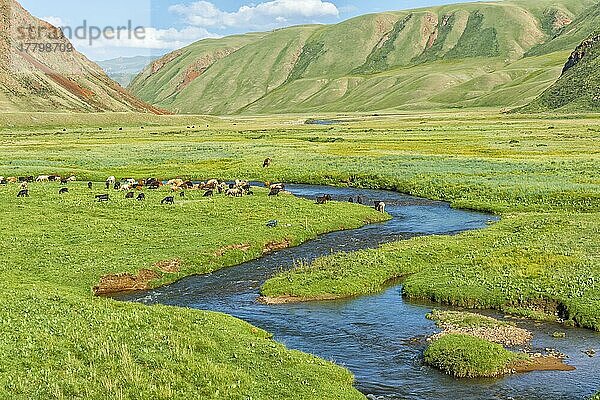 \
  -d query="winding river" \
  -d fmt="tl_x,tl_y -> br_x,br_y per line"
114,185 -> 600,400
